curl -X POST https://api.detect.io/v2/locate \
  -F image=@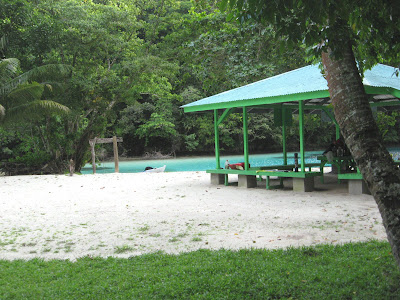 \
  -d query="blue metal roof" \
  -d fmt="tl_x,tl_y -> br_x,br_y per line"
363,64 -> 400,88
182,64 -> 400,111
